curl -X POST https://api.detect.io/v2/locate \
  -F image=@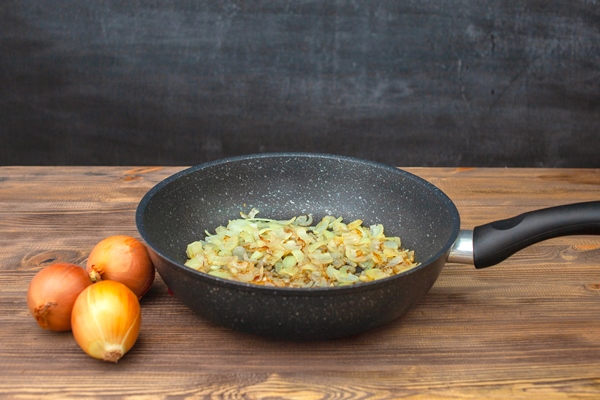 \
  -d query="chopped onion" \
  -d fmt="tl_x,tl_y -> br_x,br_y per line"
184,209 -> 419,288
